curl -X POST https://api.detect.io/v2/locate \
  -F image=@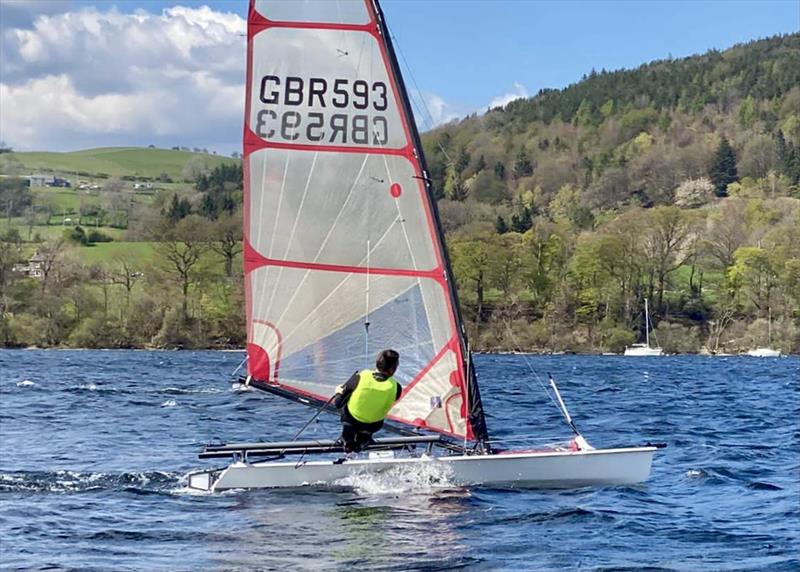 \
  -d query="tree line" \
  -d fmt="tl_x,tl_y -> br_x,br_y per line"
1,34 -> 798,352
